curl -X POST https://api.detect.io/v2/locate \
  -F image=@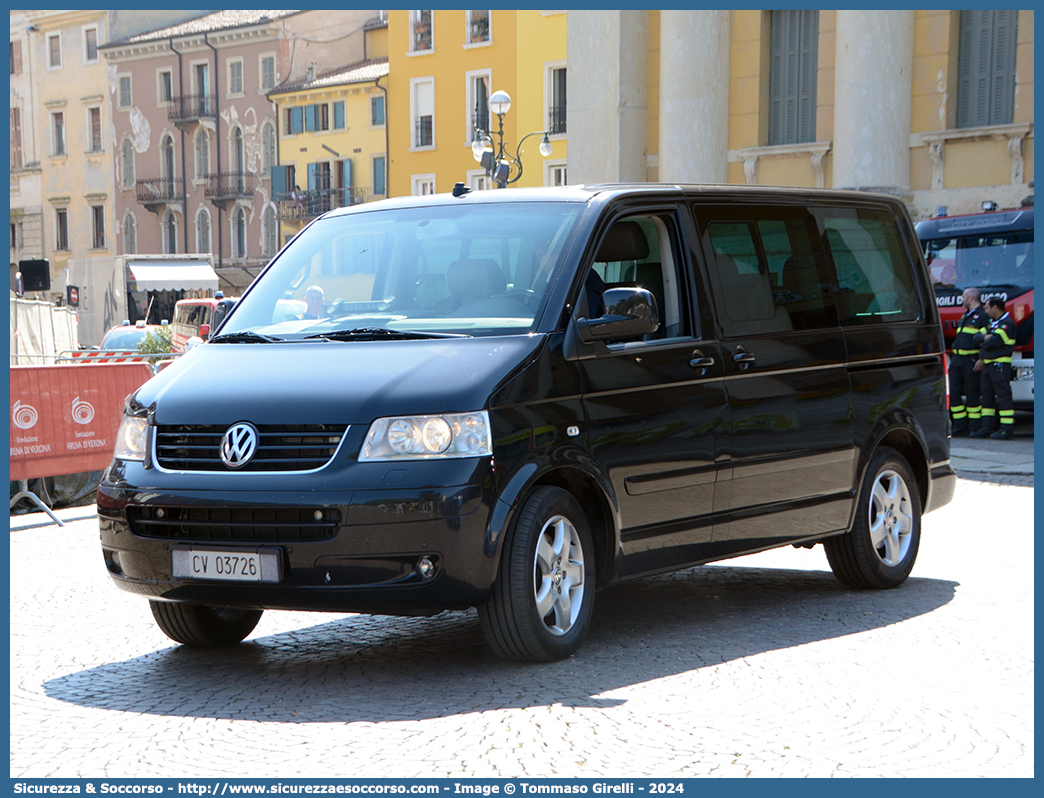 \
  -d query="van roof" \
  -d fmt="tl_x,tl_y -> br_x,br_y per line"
320,183 -> 910,219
